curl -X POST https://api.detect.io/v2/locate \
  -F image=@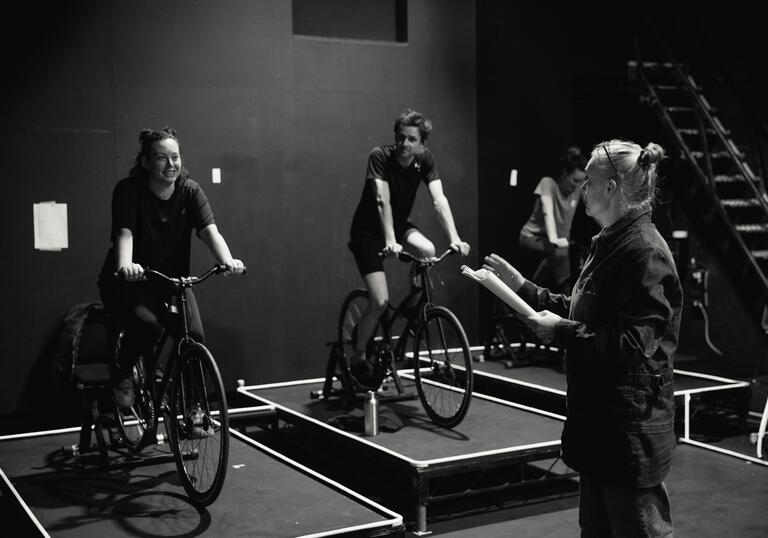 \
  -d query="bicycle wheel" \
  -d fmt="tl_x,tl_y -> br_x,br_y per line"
168,342 -> 229,506
338,289 -> 370,359
115,355 -> 156,450
337,289 -> 390,387
413,306 -> 473,428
